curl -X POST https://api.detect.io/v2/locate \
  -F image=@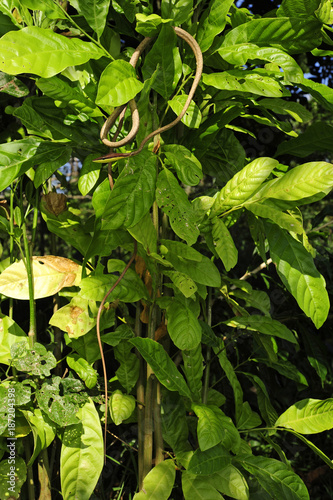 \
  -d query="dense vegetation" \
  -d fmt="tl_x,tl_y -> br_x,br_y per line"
0,1 -> 333,499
